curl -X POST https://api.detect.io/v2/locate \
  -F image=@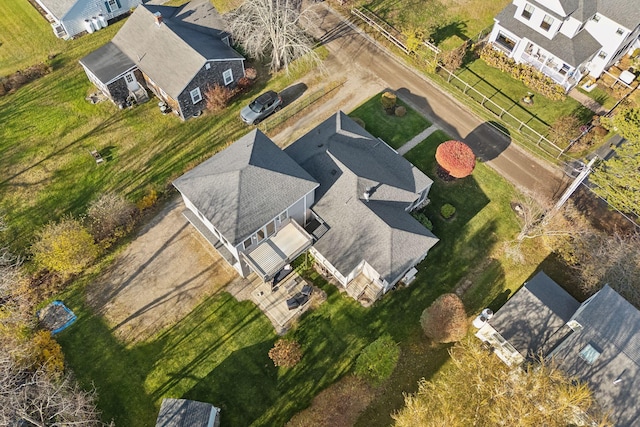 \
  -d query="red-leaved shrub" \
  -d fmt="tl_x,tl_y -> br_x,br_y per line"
435,140 -> 475,178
